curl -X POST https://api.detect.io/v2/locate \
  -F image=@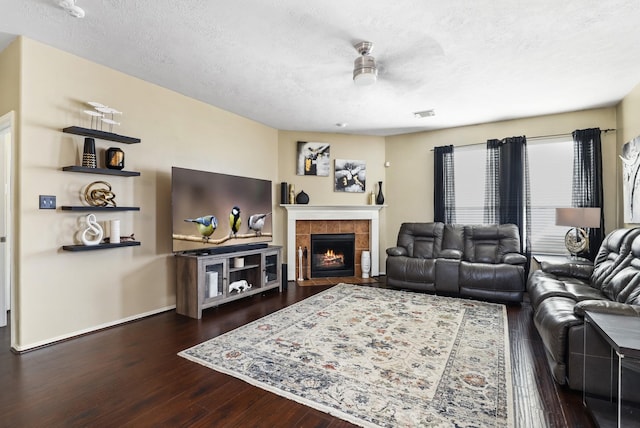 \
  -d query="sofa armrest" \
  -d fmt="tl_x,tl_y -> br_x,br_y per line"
439,249 -> 462,260
502,253 -> 527,265
540,259 -> 593,280
386,246 -> 408,257
574,300 -> 640,318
